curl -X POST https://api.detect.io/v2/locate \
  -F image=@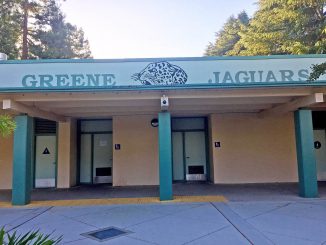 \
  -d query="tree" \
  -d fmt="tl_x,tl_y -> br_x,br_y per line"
0,0 -> 21,59
309,62 -> 326,80
204,11 -> 249,56
29,0 -> 92,59
236,0 -> 326,55
0,0 -> 92,59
